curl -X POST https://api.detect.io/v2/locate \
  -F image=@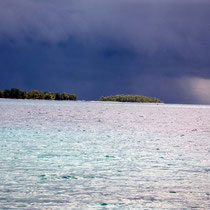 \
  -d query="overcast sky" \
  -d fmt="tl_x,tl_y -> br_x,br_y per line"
0,0 -> 210,103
